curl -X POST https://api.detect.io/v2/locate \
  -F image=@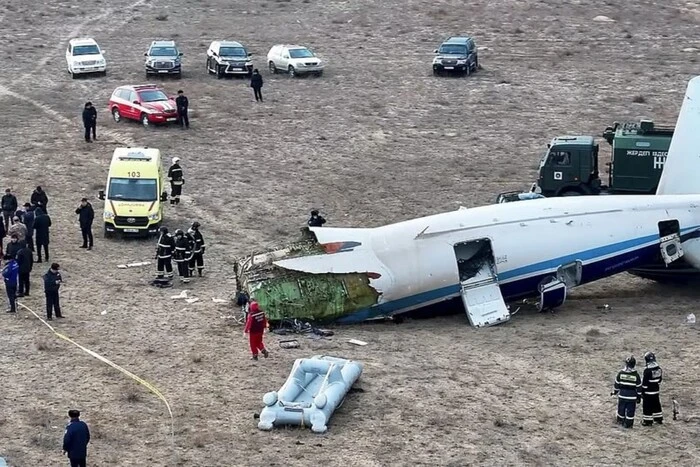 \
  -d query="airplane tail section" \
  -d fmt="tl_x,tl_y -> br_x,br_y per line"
656,76 -> 700,195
